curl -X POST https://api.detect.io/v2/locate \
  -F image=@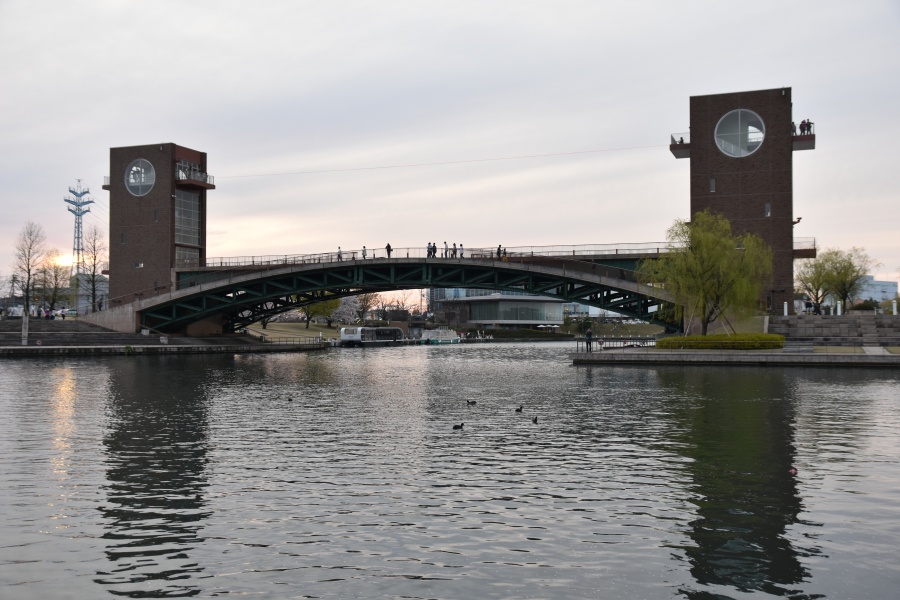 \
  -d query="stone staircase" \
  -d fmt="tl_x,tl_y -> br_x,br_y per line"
0,318 -> 260,347
769,314 -> 900,347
